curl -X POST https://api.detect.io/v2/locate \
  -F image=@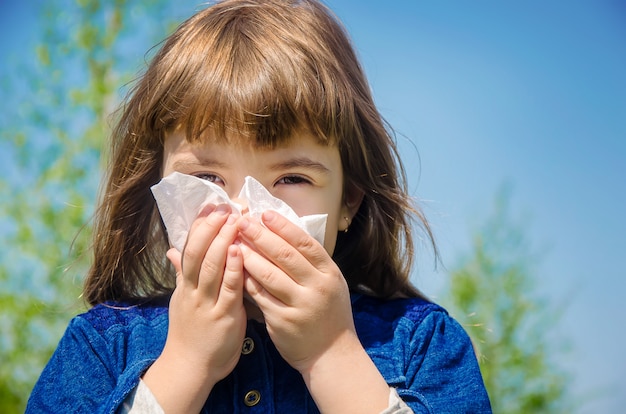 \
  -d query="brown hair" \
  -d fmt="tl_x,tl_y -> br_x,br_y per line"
84,0 -> 436,305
